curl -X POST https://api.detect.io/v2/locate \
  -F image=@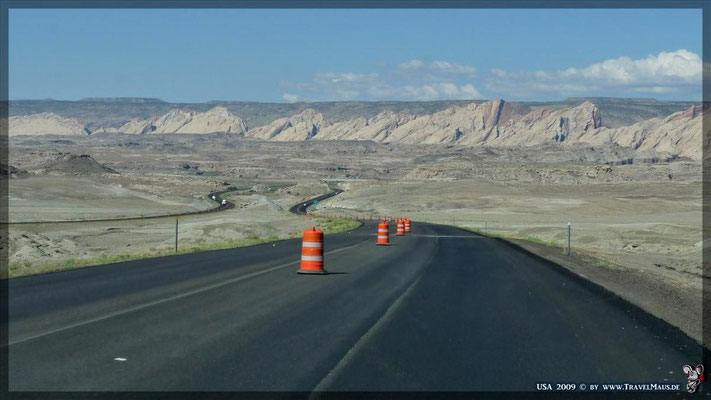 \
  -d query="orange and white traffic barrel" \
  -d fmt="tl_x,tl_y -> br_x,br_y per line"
377,222 -> 390,245
404,218 -> 411,233
396,219 -> 405,236
298,227 -> 327,274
